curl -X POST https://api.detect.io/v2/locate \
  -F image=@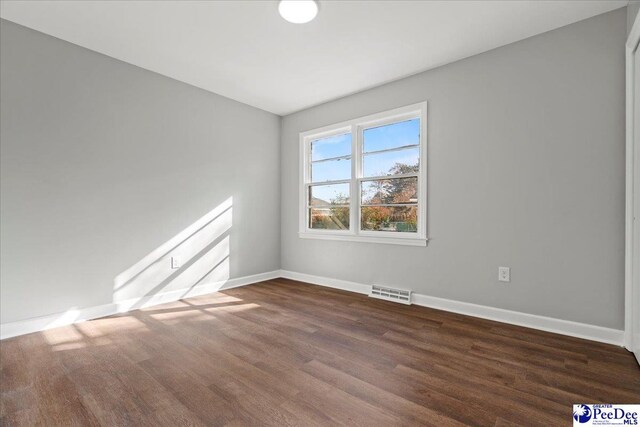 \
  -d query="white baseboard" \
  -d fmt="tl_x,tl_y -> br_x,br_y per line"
0,270 -> 280,340
278,270 -> 370,294
2,269 -> 625,347
279,270 -> 624,346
